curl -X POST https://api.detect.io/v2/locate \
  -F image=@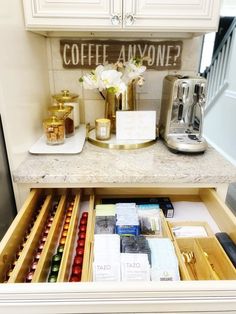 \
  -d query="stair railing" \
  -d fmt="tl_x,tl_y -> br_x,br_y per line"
204,17 -> 236,109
